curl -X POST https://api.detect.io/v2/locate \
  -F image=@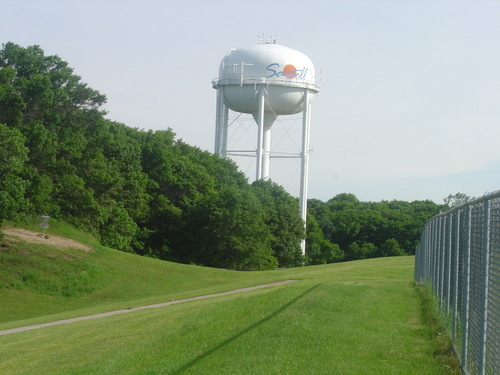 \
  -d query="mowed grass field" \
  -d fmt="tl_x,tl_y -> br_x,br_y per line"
0,222 -> 455,374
